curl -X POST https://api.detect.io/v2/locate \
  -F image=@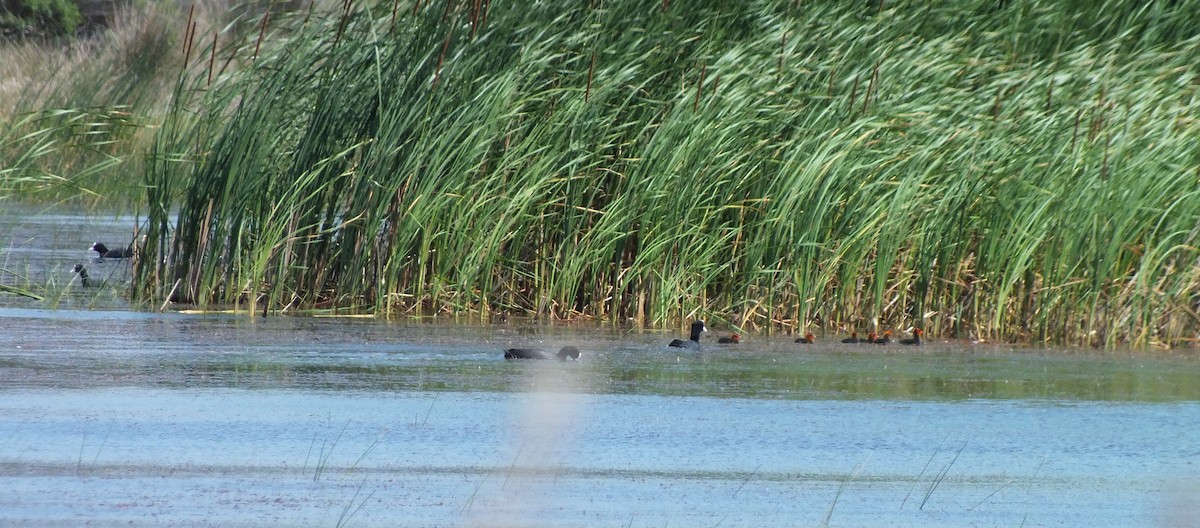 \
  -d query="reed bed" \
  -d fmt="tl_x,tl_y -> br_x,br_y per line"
136,0 -> 1200,346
